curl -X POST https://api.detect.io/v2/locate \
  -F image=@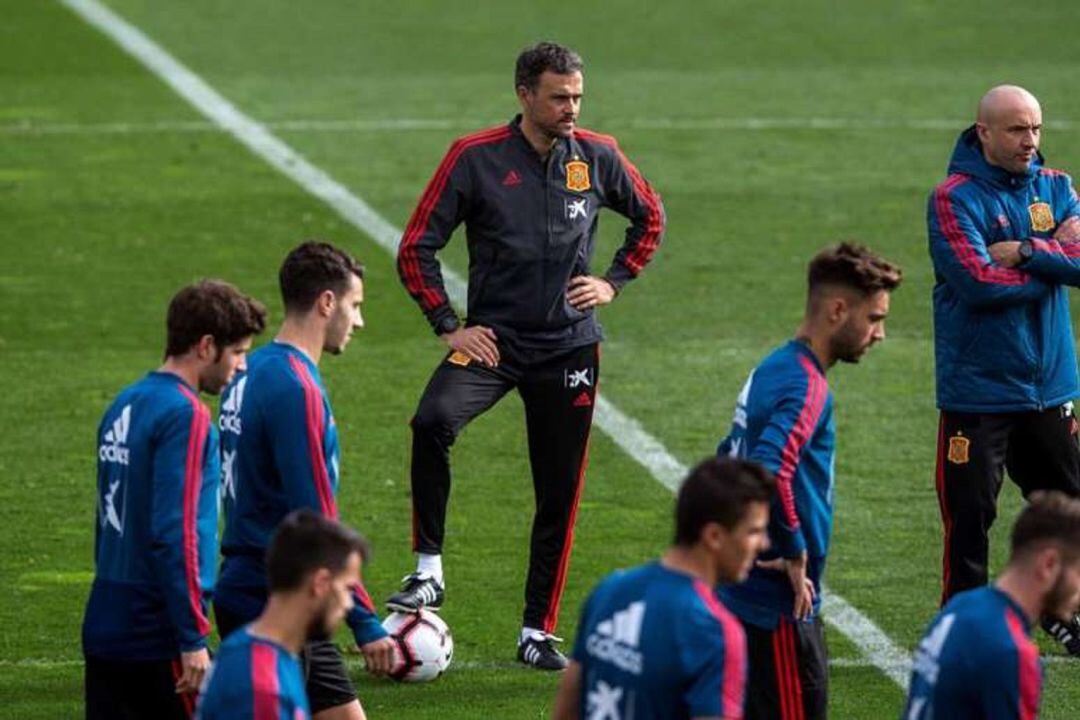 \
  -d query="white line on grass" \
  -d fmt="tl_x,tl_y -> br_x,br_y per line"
9,116 -> 1080,136
61,0 -> 912,692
